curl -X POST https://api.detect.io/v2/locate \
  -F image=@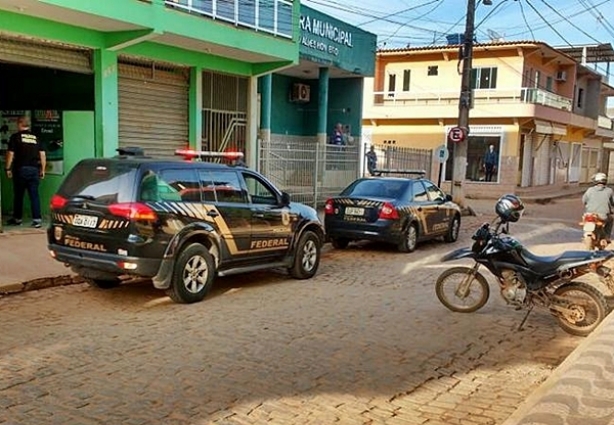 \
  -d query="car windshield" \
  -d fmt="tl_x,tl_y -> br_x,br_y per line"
58,161 -> 138,204
341,179 -> 409,199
